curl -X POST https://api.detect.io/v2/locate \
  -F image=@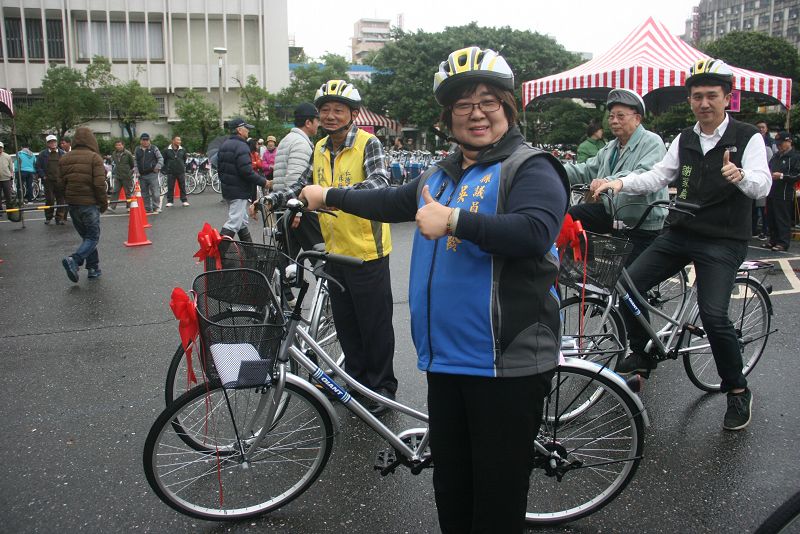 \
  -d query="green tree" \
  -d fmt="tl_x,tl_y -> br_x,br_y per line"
39,65 -> 101,137
276,53 -> 351,110
364,23 -> 581,146
1,102 -> 49,150
173,89 -> 222,153
527,99 -> 604,147
109,80 -> 159,146
702,31 -> 799,79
